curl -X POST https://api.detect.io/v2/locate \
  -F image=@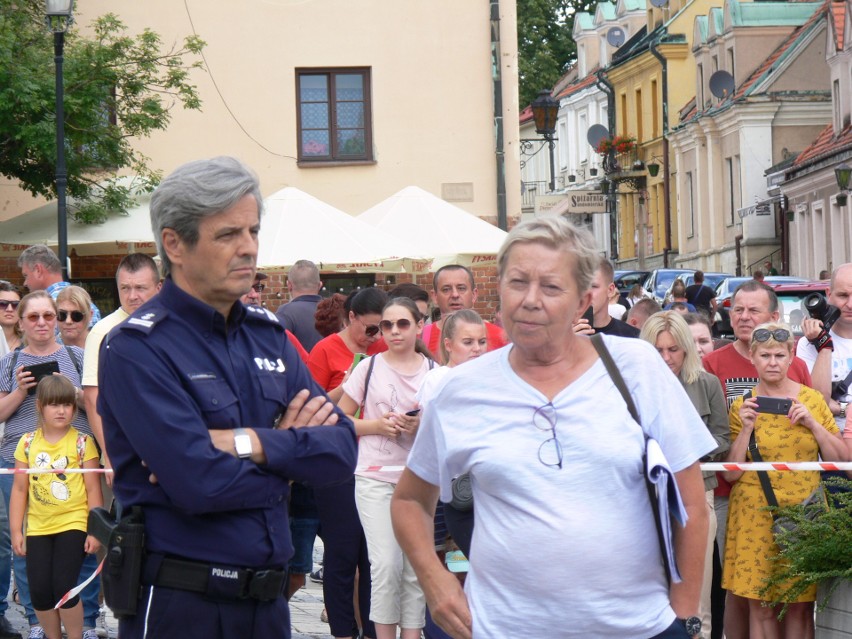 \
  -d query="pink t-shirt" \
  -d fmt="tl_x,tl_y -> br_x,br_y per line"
343,353 -> 432,484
